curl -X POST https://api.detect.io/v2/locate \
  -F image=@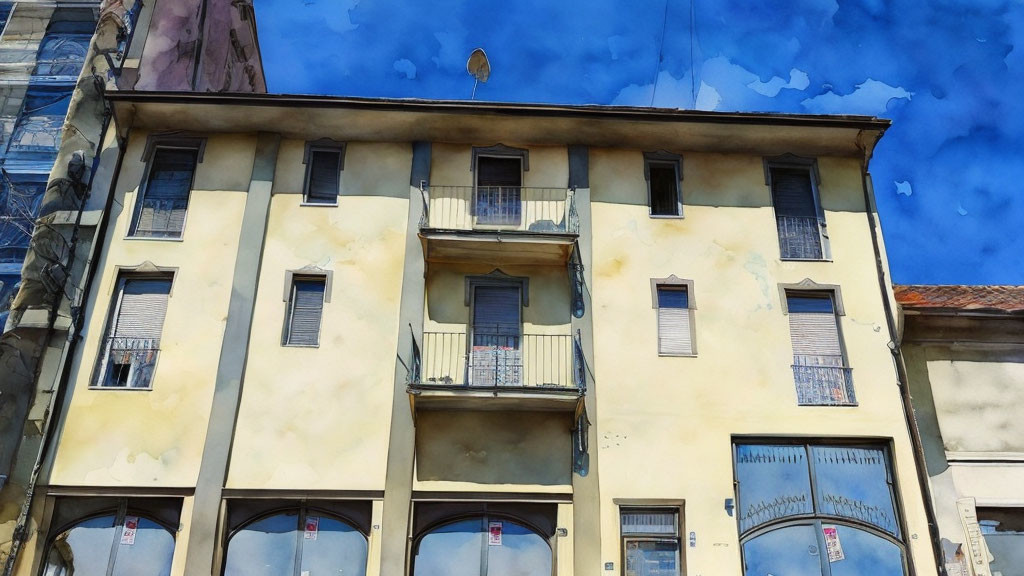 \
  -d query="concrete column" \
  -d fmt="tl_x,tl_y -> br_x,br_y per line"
182,132 -> 280,576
